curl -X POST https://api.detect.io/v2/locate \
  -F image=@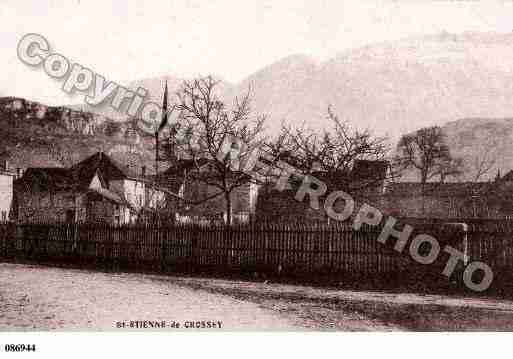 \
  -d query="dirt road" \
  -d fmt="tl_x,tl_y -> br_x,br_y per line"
2,263 -> 513,330
0,263 -> 296,330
